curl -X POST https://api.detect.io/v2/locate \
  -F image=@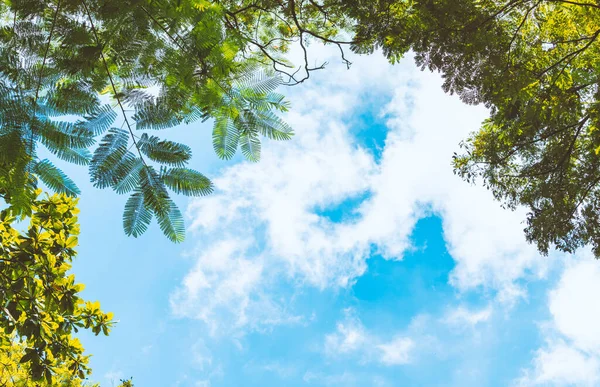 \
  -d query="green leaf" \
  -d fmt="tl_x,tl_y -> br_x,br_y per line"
48,146 -> 92,166
236,70 -> 282,95
160,167 -> 213,196
19,350 -> 34,364
45,81 -> 99,115
212,114 -> 239,160
139,166 -> 170,216
138,134 -> 192,167
123,190 -> 152,237
39,120 -> 96,150
78,104 -> 117,135
113,158 -> 144,194
34,159 -> 80,196
155,199 -> 185,243
133,98 -> 182,130
239,131 -> 261,162
90,128 -> 130,188
254,110 -> 294,140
